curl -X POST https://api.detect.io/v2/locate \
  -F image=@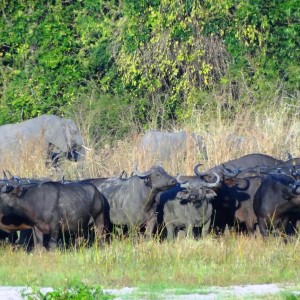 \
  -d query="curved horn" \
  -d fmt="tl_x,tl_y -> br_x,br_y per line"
221,165 -> 239,177
199,172 -> 221,188
3,171 -> 8,180
193,163 -> 211,177
176,174 -> 188,184
291,180 -> 300,195
134,164 -> 153,178
5,170 -> 13,179
12,176 -> 21,183
290,166 -> 297,177
119,170 -> 128,179
180,182 -> 190,189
